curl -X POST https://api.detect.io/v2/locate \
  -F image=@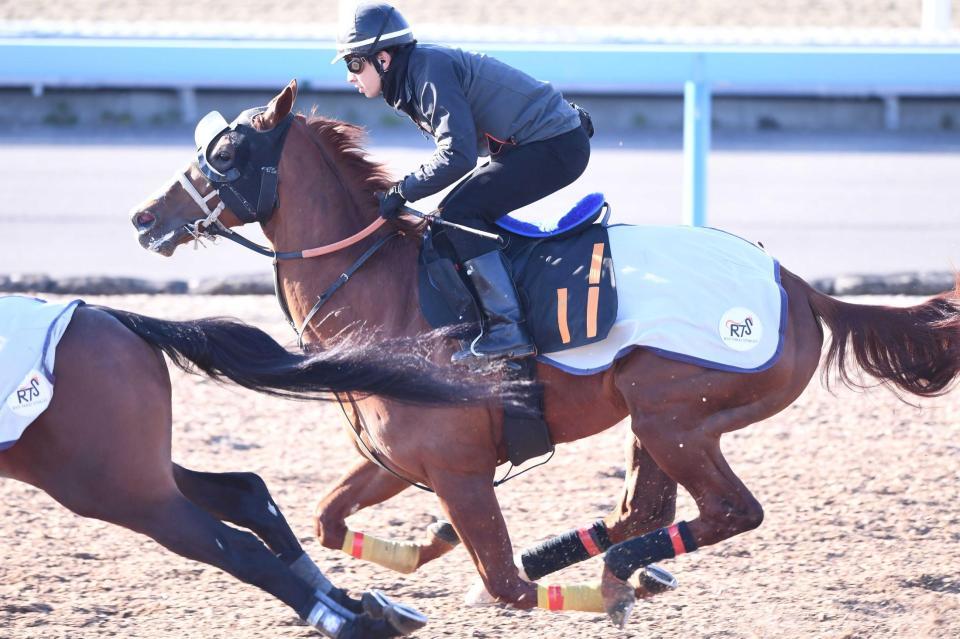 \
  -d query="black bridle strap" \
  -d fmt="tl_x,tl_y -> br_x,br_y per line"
207,224 -> 402,347
211,225 -> 292,258
292,231 -> 401,348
